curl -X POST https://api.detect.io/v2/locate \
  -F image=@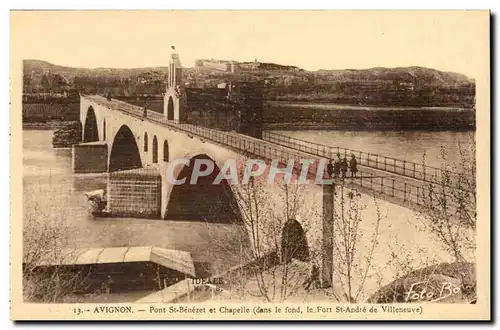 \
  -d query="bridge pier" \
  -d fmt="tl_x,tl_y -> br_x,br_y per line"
107,166 -> 162,218
72,142 -> 108,173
